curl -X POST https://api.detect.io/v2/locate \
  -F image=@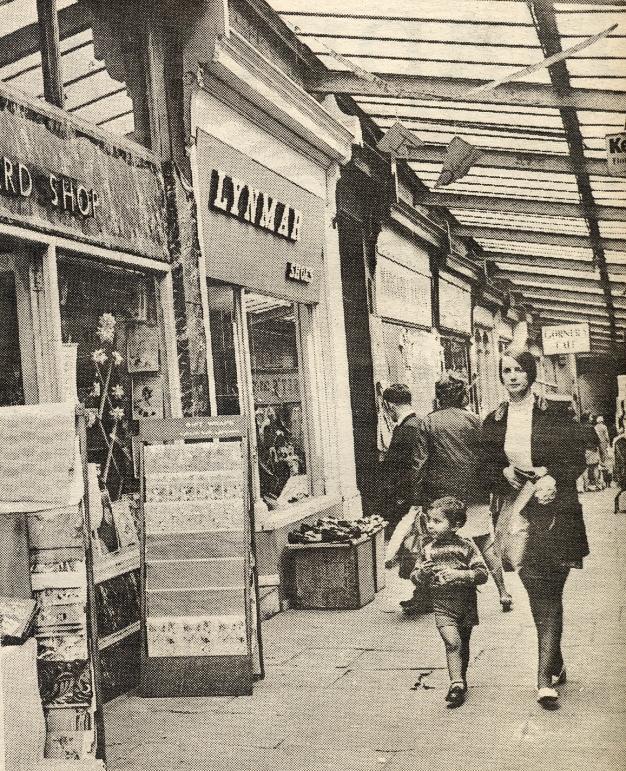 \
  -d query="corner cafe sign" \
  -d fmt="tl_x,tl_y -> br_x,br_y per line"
0,154 -> 99,217
209,169 -> 302,242
542,322 -> 590,355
